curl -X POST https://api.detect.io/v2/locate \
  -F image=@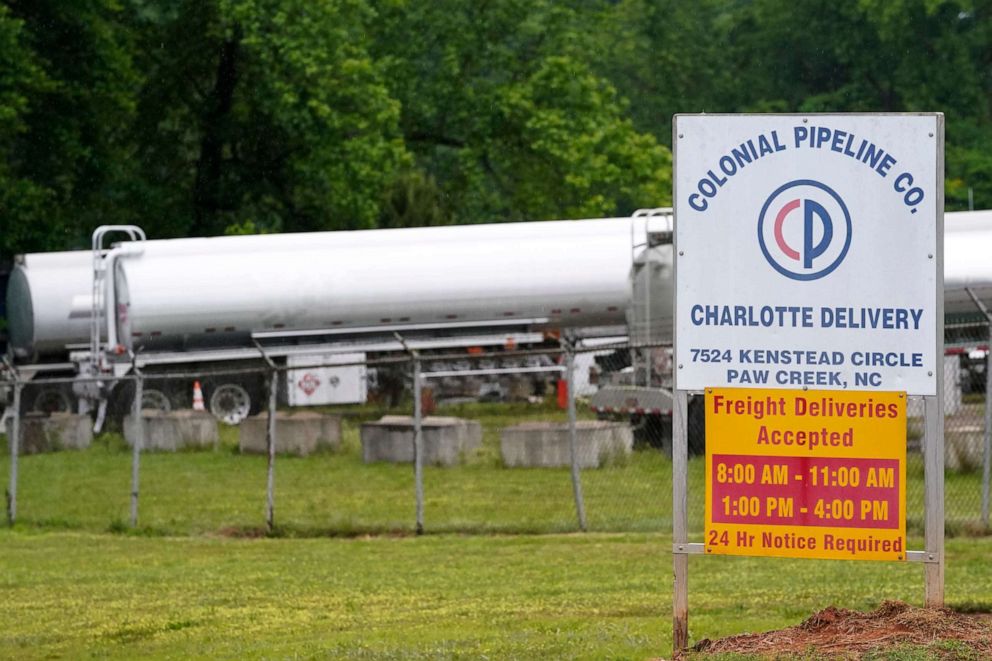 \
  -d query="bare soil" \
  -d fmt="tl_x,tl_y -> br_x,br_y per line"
686,601 -> 992,659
